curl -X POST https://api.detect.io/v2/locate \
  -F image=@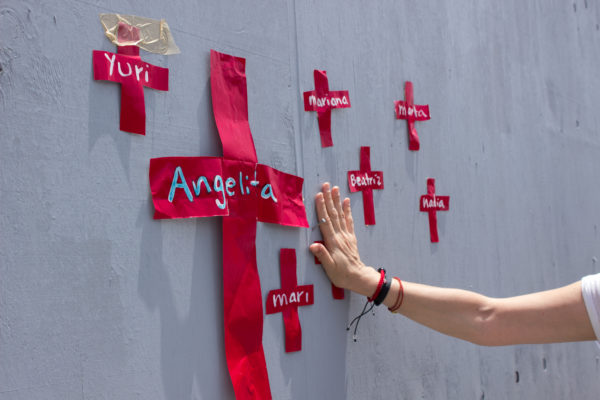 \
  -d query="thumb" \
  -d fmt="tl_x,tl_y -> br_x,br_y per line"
309,242 -> 335,268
